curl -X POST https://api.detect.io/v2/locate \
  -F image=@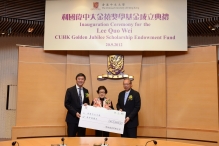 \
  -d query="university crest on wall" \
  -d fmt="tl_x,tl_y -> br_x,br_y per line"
97,55 -> 134,80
